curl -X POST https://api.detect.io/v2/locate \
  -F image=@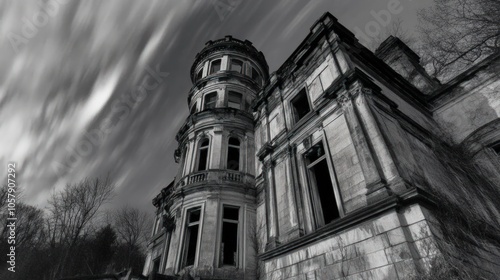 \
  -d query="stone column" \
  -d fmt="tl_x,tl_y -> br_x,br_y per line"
285,145 -> 304,238
263,159 -> 280,249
